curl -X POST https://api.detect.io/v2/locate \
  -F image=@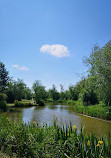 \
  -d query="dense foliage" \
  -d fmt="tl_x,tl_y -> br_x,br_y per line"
0,62 -> 9,93
84,41 -> 111,105
0,115 -> 111,158
0,93 -> 8,112
32,80 -> 46,105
